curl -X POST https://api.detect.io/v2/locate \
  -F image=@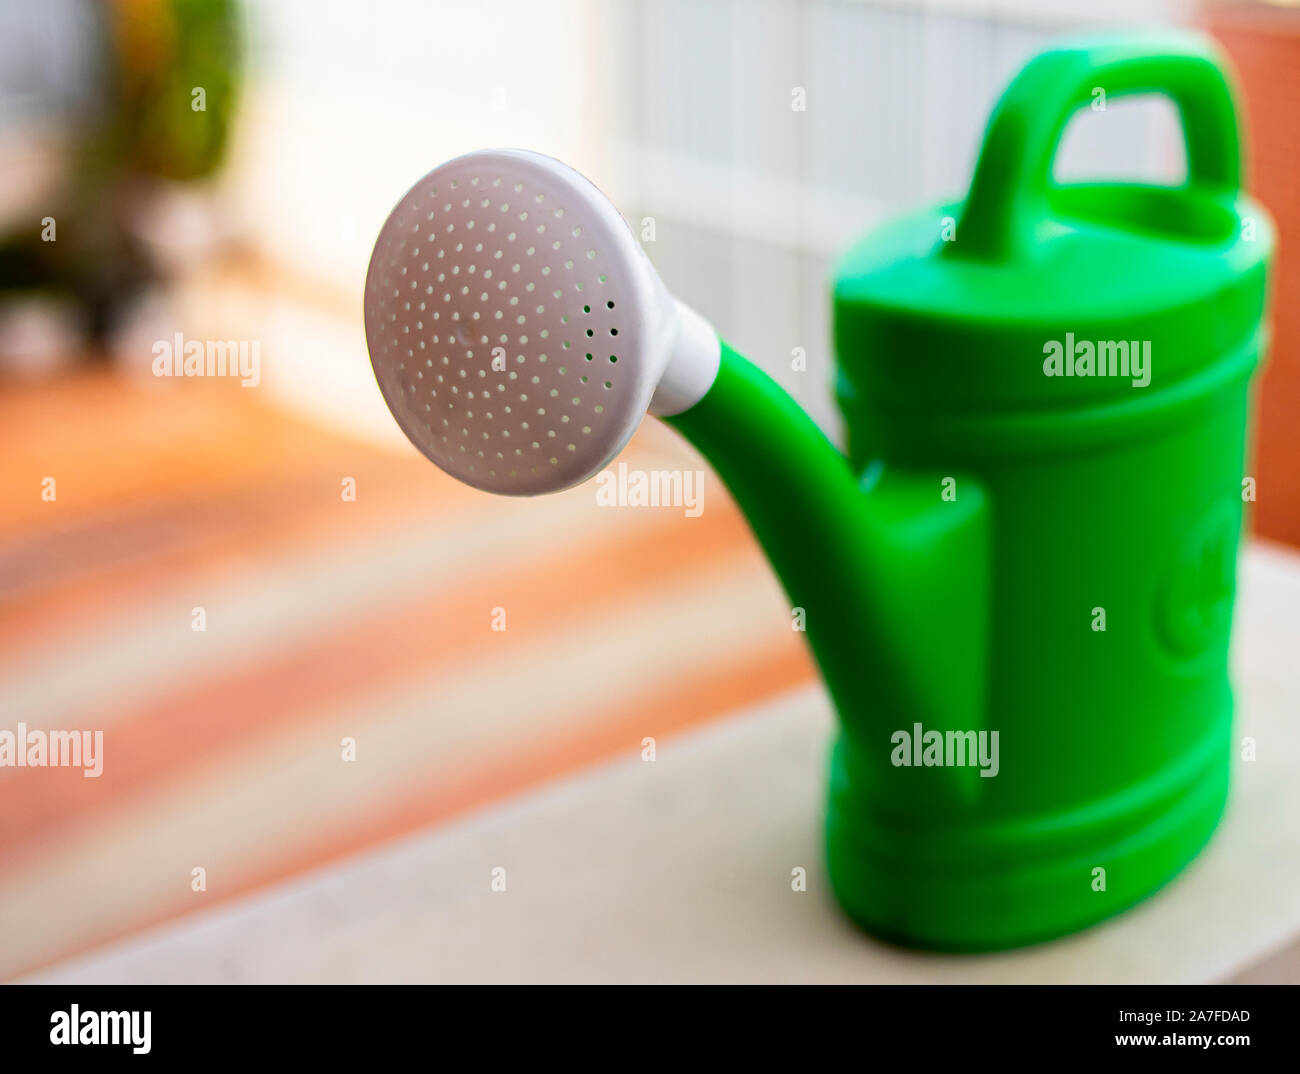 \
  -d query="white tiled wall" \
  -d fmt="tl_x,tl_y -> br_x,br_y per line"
614,0 -> 1191,433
